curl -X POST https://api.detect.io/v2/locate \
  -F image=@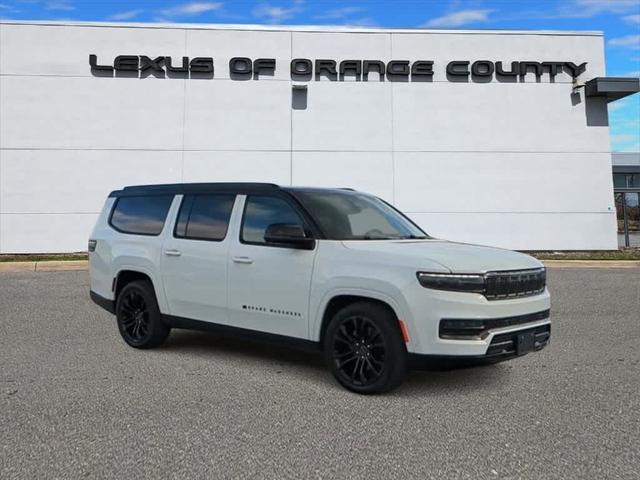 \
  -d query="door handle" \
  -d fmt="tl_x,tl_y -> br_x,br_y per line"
164,249 -> 182,257
232,256 -> 254,264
